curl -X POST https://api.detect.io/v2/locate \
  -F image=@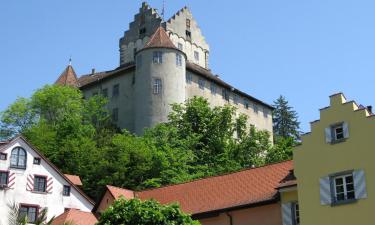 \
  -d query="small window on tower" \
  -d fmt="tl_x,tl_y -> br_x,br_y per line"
178,43 -> 183,50
139,28 -> 146,36
194,51 -> 199,62
153,51 -> 163,64
186,19 -> 191,29
176,53 -> 182,66
186,30 -> 192,41
153,78 -> 162,95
